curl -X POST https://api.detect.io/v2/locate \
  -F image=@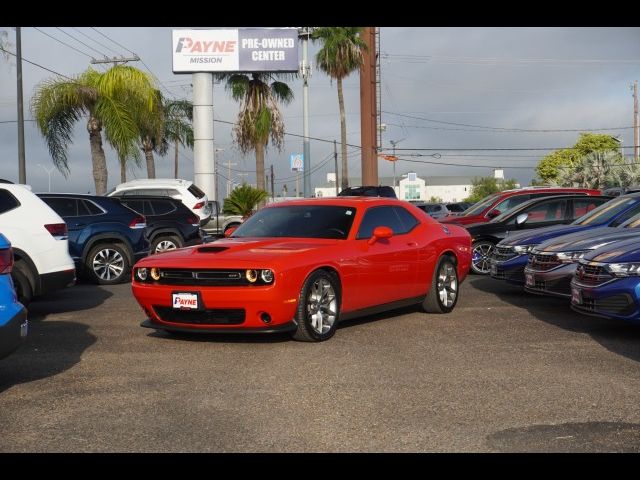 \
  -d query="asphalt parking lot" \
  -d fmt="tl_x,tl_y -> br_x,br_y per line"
2,276 -> 640,452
